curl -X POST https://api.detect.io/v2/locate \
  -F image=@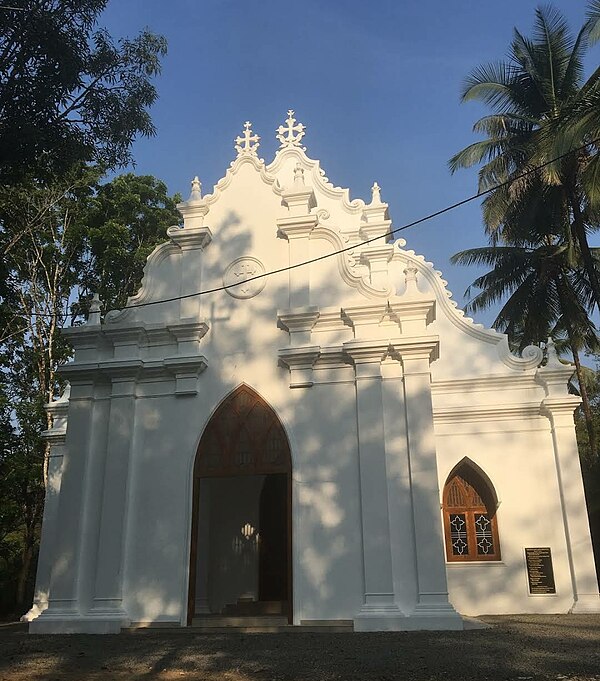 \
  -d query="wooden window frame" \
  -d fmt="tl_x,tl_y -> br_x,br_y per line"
443,466 -> 501,563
